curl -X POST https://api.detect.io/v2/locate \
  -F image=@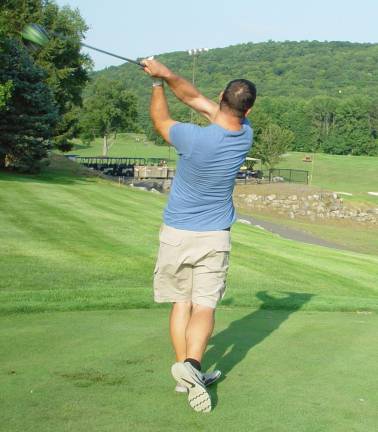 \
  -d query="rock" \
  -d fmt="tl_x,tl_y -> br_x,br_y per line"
288,195 -> 298,201
266,194 -> 276,200
237,219 -> 252,225
289,212 -> 295,219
